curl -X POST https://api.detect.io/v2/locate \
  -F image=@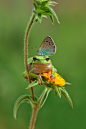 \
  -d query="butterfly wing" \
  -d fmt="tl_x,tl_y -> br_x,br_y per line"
37,36 -> 56,55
